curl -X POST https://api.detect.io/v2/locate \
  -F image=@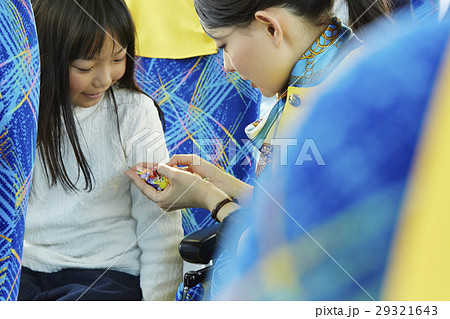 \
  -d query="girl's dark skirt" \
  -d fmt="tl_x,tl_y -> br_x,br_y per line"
18,267 -> 142,301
